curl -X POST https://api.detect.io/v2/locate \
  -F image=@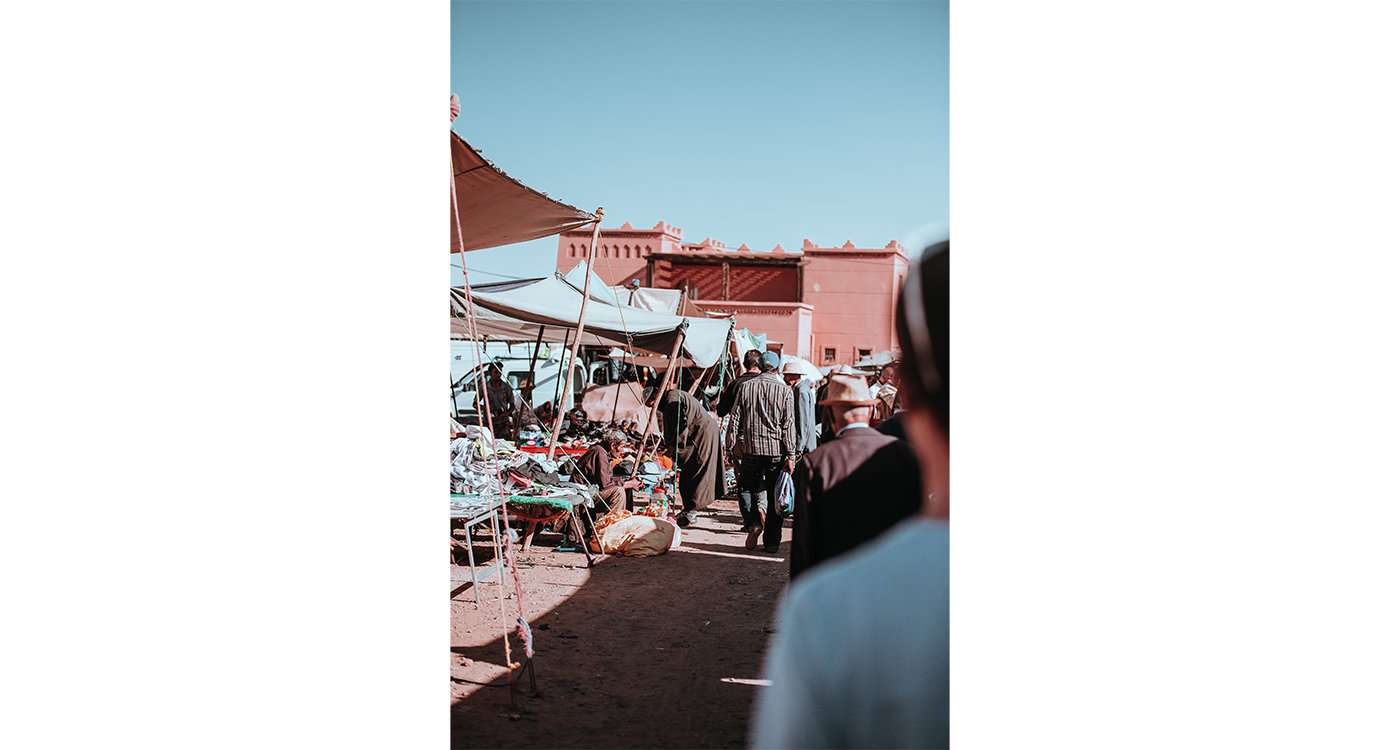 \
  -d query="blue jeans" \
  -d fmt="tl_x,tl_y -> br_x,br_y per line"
737,455 -> 786,548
